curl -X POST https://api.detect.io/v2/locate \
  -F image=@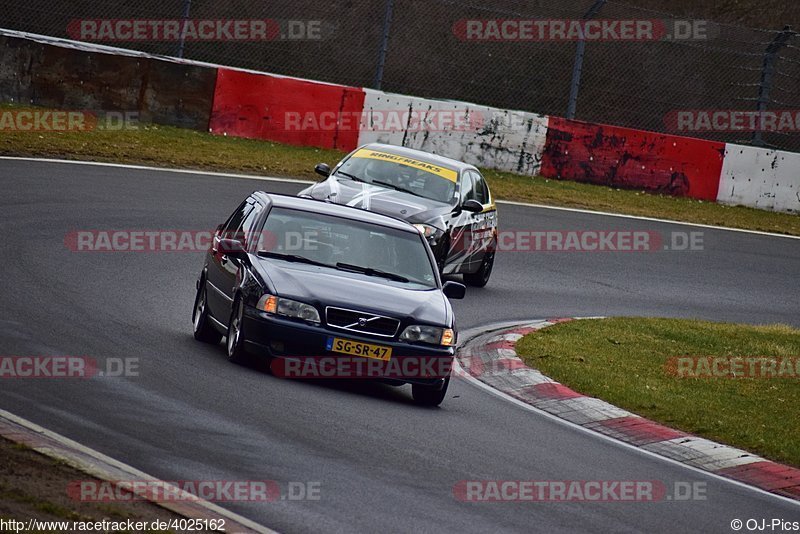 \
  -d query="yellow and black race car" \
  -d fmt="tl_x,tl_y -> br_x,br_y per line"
299,143 -> 498,287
